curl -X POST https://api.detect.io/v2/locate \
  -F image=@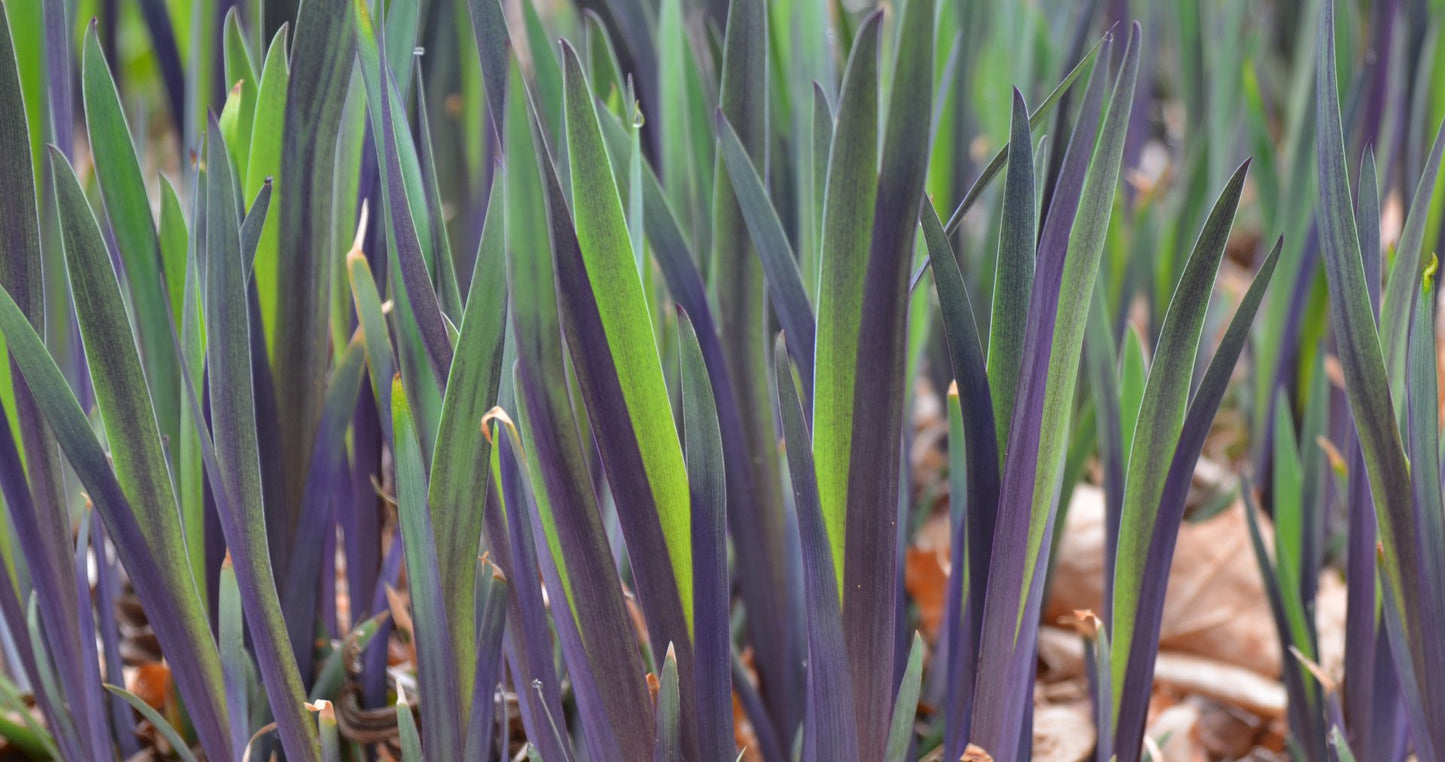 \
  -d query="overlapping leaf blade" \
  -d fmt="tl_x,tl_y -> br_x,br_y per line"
1112,239 -> 1282,760
678,309 -> 734,762
201,120 -> 318,762
1110,160 -> 1251,703
390,376 -> 462,759
1315,2 -> 1445,756
842,0 -> 934,755
969,25 -> 1135,760
813,12 -> 880,579
775,336 -> 858,762
275,0 -> 355,520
